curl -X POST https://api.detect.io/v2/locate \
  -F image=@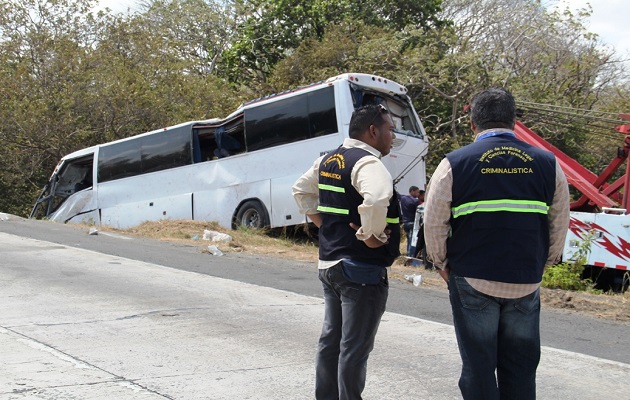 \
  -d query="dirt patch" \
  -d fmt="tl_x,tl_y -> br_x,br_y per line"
105,220 -> 629,322
540,288 -> 630,321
